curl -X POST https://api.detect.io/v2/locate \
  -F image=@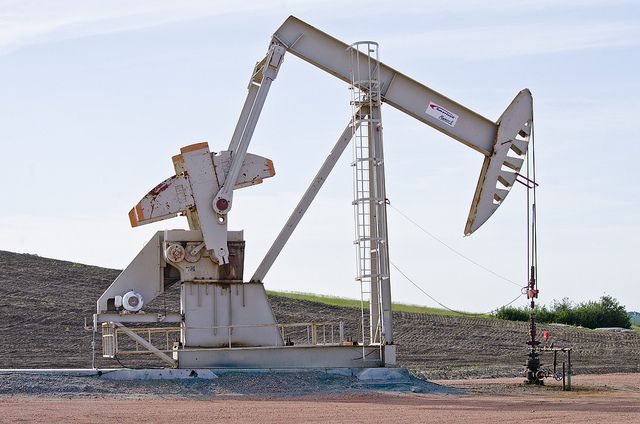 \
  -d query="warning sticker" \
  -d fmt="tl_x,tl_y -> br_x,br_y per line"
426,102 -> 458,127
